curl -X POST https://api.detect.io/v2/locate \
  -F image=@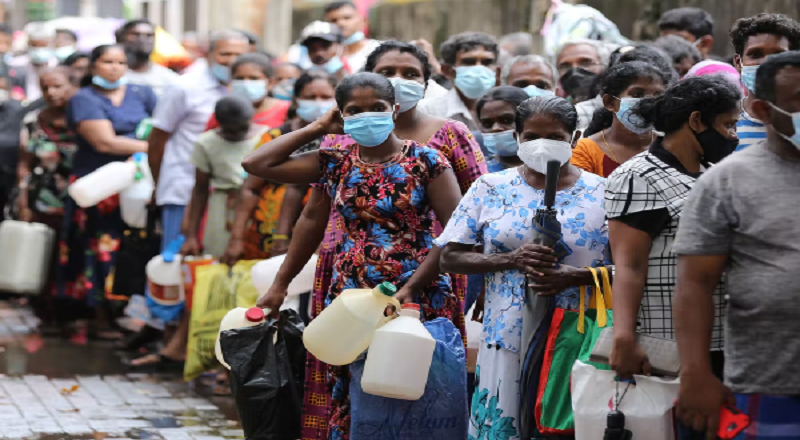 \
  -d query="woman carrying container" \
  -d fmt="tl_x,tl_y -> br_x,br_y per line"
56,44 -> 156,339
242,72 -> 463,440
